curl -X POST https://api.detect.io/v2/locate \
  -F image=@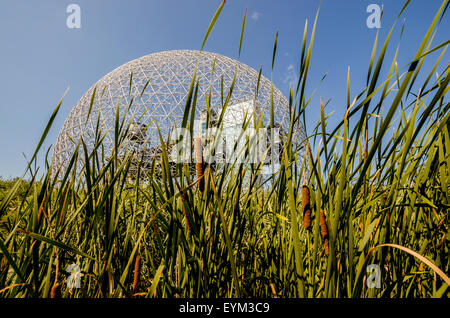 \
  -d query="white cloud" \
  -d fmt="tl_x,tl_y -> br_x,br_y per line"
251,12 -> 261,21
283,64 -> 298,88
